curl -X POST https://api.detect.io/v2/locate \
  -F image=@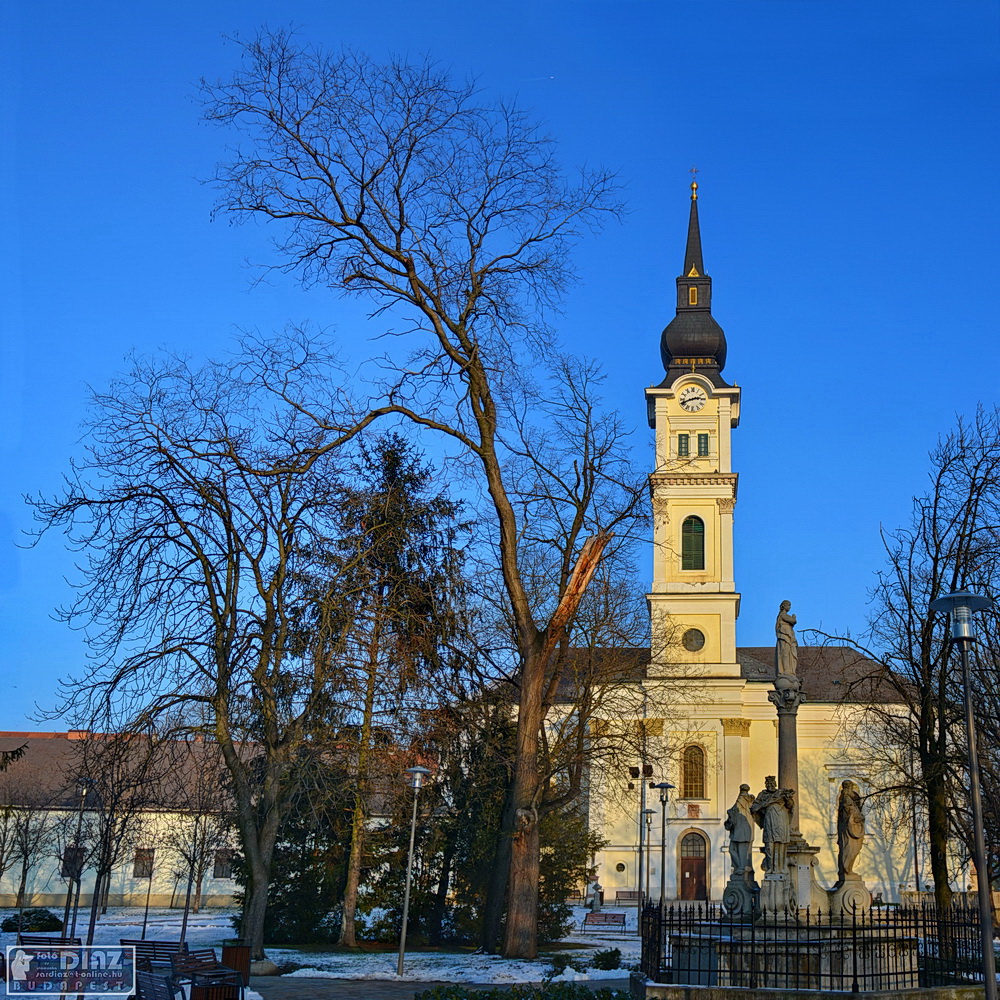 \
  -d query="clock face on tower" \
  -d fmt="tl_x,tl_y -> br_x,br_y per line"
678,385 -> 708,412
